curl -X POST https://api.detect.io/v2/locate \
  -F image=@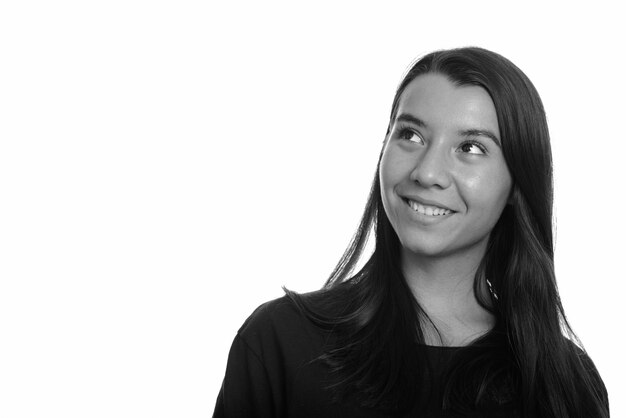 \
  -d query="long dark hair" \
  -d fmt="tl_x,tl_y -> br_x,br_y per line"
285,47 -> 608,417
